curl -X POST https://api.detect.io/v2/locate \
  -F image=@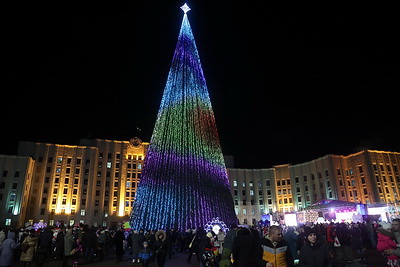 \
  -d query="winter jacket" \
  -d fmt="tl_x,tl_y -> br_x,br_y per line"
20,235 -> 37,262
154,230 -> 169,256
0,230 -> 5,246
284,228 -> 298,259
224,228 -> 237,250
376,228 -> 398,261
219,246 -> 233,267
132,232 -> 145,254
299,238 -> 330,267
231,228 -> 261,267
64,230 -> 76,256
0,232 -> 19,267
260,236 -> 294,267
139,247 -> 152,261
